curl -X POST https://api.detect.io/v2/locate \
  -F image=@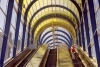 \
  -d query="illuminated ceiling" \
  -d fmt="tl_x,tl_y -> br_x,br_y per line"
16,0 -> 82,44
